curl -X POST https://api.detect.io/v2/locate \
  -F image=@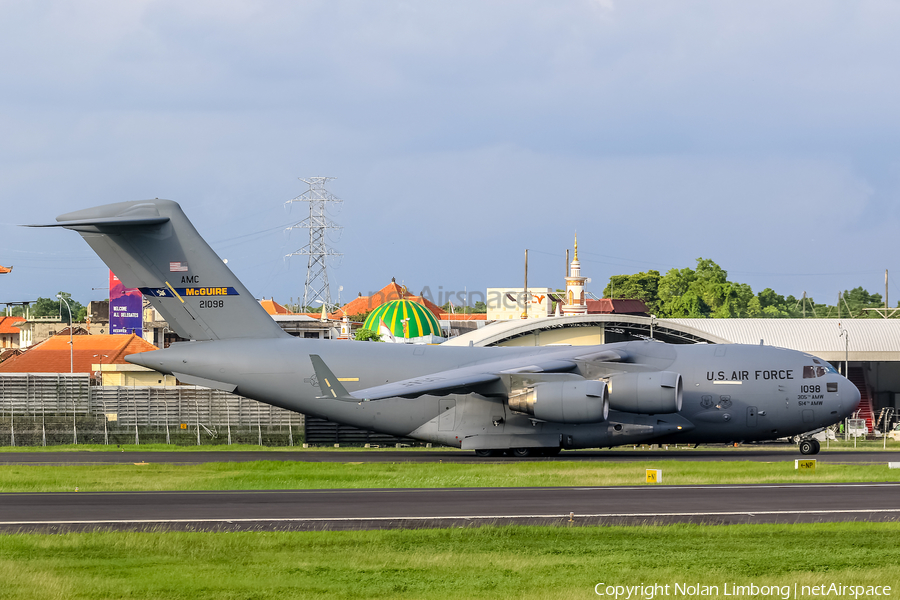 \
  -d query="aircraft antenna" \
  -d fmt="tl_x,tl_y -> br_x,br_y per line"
284,176 -> 344,310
